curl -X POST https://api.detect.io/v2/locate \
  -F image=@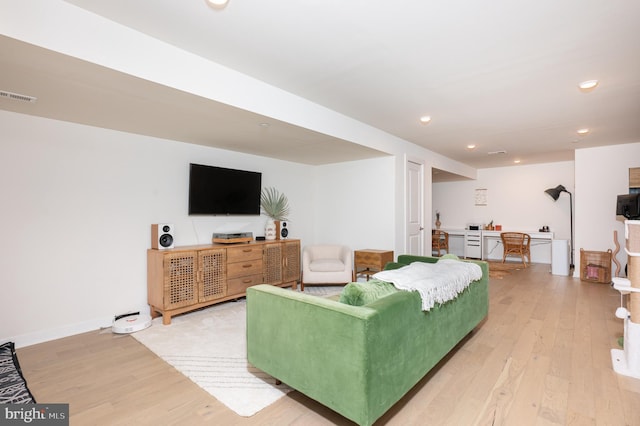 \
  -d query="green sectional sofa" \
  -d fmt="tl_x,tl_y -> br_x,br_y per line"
246,254 -> 489,426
